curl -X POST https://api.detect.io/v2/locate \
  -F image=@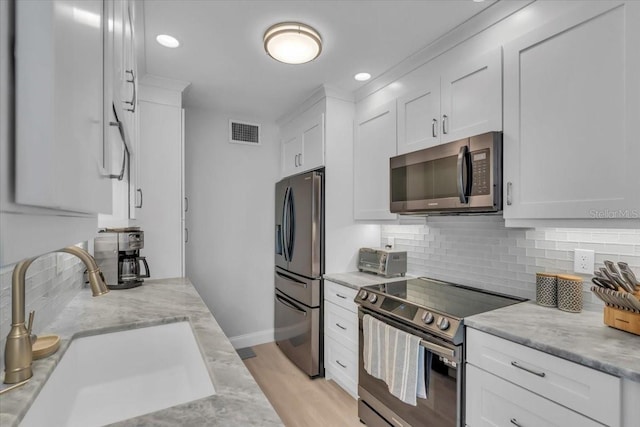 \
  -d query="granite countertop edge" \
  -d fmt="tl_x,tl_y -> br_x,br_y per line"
324,271 -> 411,290
0,277 -> 282,427
466,302 -> 640,383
